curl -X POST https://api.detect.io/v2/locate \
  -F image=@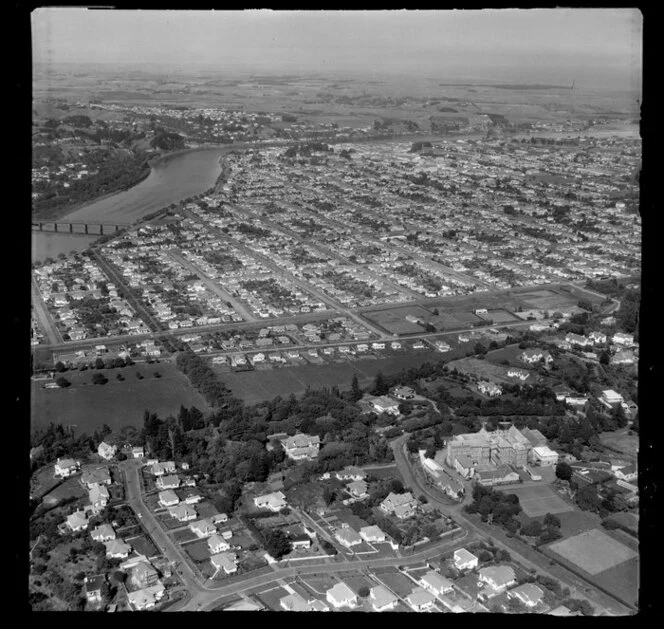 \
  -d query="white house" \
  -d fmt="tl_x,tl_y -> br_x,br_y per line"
335,525 -> 363,548
599,389 -> 624,408
210,552 -> 238,574
326,582 -> 358,609
91,523 -> 116,542
127,583 -> 165,610
66,510 -> 89,532
612,332 -> 634,346
105,539 -> 132,559
131,446 -> 145,459
453,548 -> 479,571
507,583 -> 544,608
367,395 -> 401,416
346,479 -> 369,499
151,461 -> 176,476
54,458 -> 80,478
158,490 -> 180,508
168,504 -> 197,522
156,474 -> 180,490
370,585 -> 399,612
380,492 -> 418,519
253,491 -> 287,512
478,565 -> 517,594
477,381 -> 502,397
207,533 -> 230,554
405,587 -> 437,611
189,518 -> 217,538
419,570 -> 454,596
359,525 -> 386,543
281,433 -> 320,461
